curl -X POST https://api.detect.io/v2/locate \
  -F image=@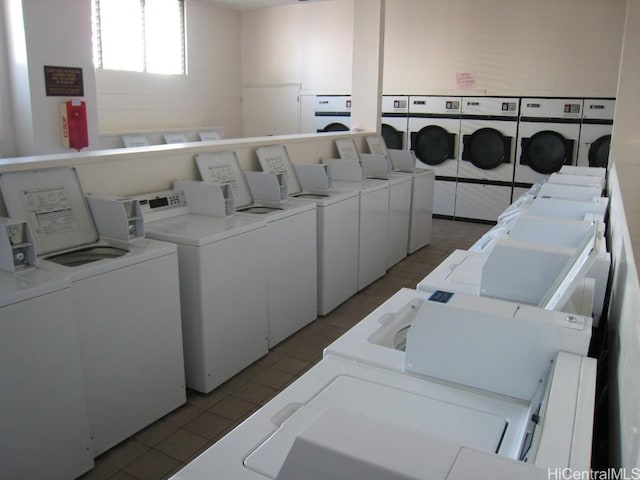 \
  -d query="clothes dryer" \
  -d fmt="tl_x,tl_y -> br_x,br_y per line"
134,187 -> 269,393
366,134 -> 435,252
514,98 -> 583,199
456,97 -> 519,222
409,96 -> 461,217
315,95 -> 351,132
321,158 -> 390,290
195,151 -> 317,347
254,144 -> 360,315
381,95 -> 409,149
579,99 -> 615,169
0,167 -> 186,456
0,219 -> 93,479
